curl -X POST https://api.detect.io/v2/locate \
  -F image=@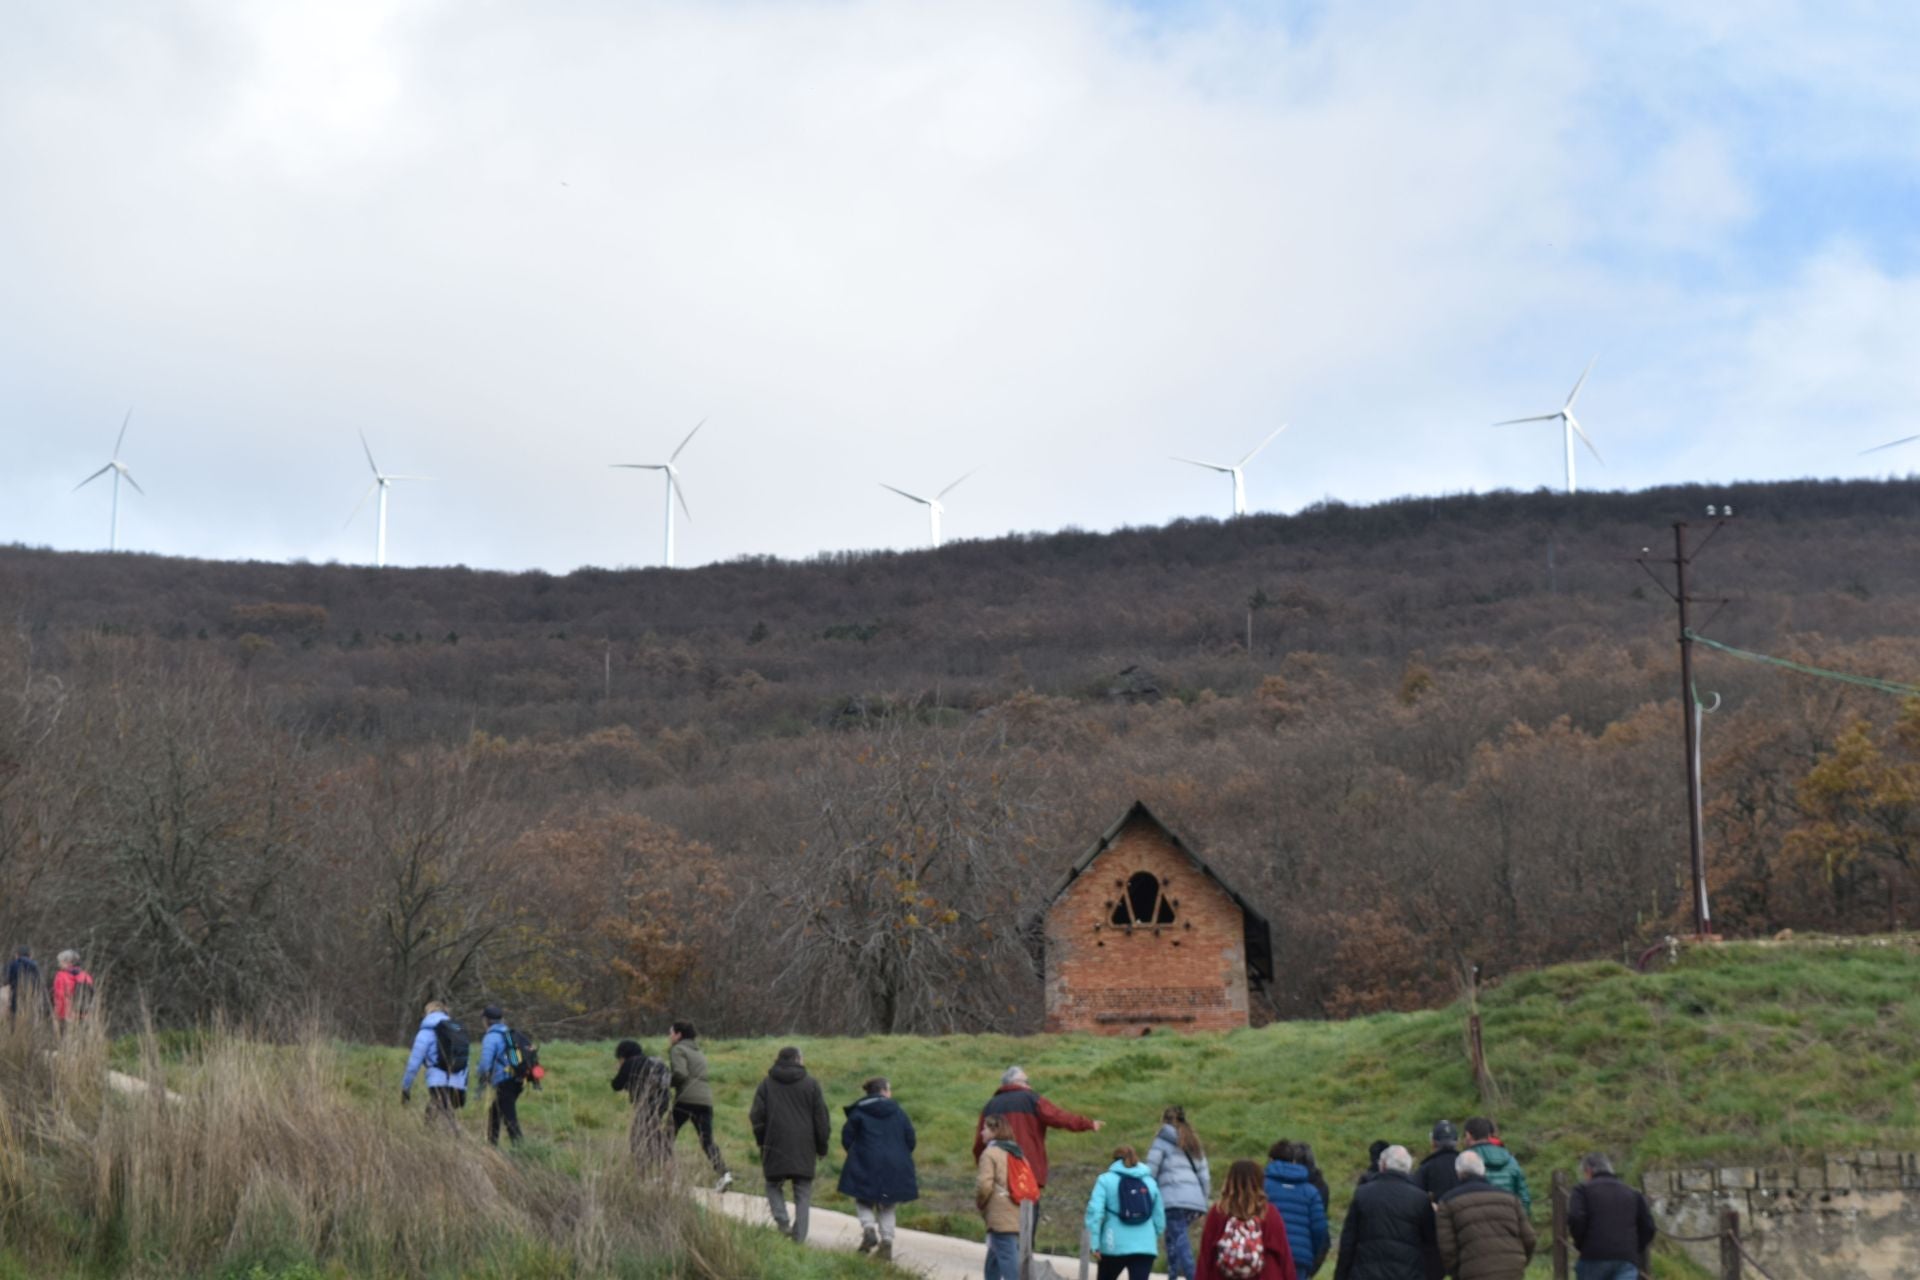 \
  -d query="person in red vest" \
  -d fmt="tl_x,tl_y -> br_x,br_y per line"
971,1065 -> 1103,1194
50,950 -> 95,1026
